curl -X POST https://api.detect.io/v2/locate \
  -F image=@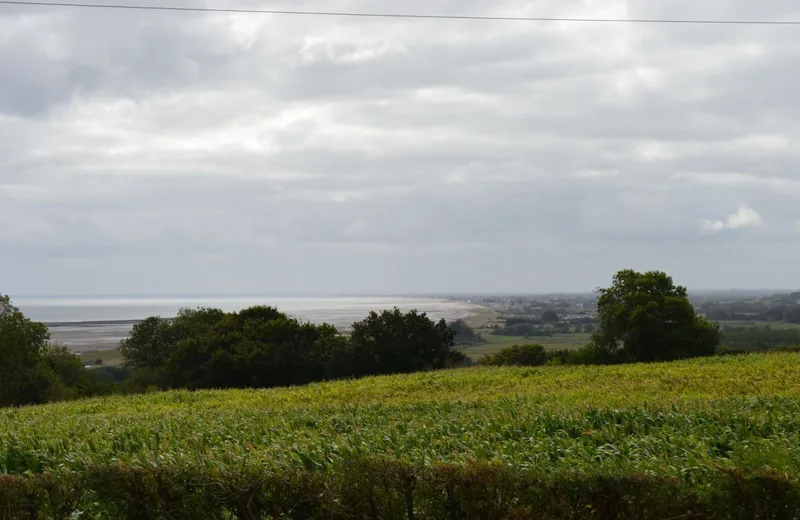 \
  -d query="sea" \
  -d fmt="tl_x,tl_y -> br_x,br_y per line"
15,296 -> 479,352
